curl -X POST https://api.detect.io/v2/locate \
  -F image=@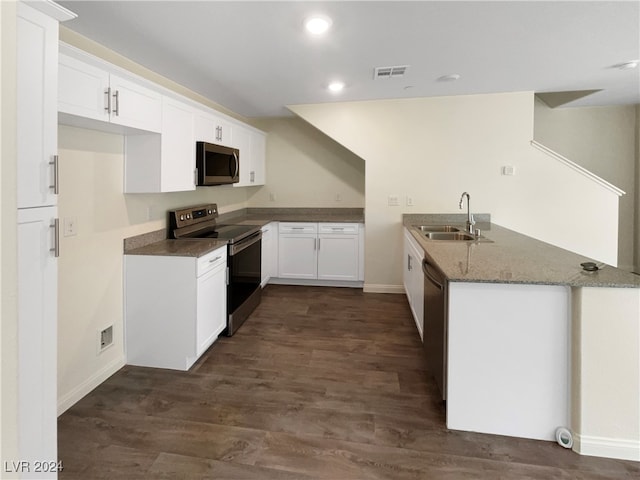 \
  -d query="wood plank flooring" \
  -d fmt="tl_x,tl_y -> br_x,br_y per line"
58,285 -> 639,479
